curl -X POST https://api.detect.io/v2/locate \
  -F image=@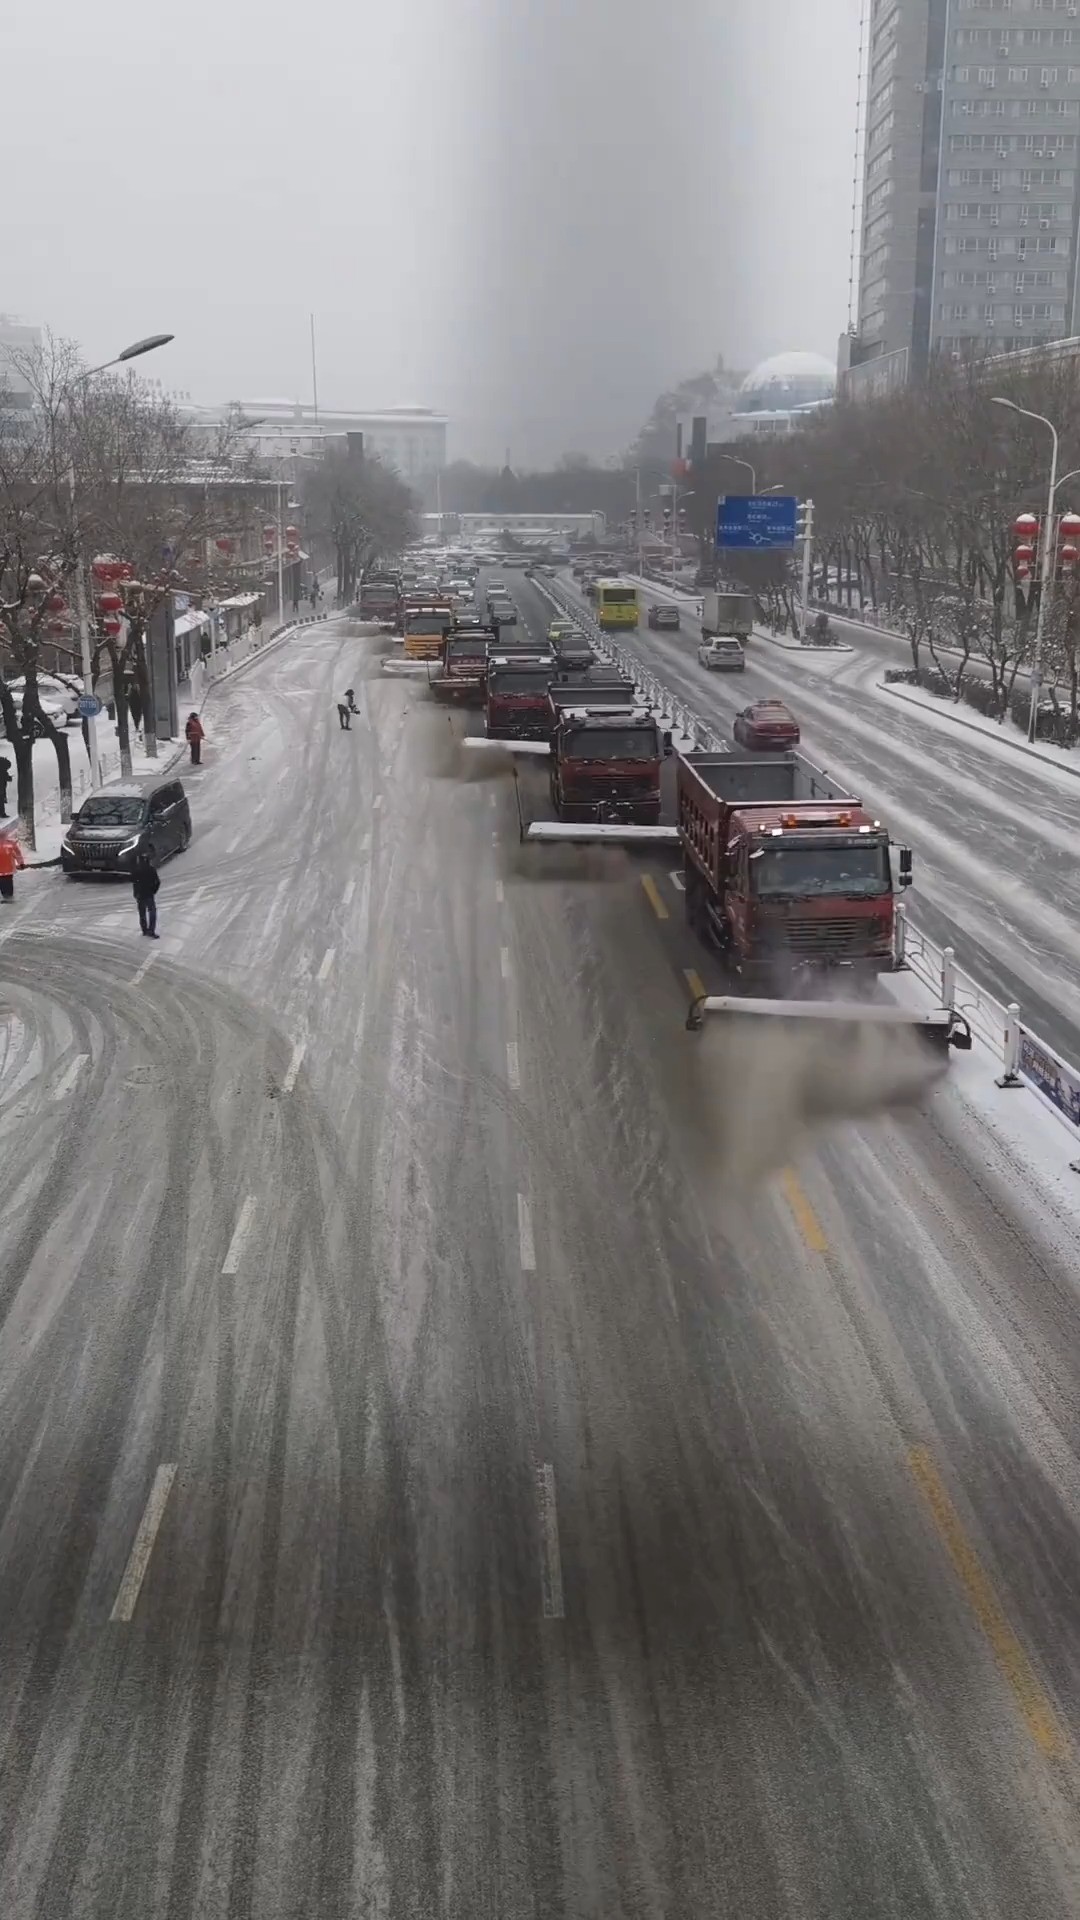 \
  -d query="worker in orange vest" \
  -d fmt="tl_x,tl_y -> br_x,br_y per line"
0,829 -> 25,901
